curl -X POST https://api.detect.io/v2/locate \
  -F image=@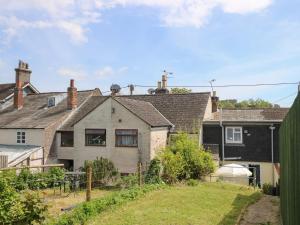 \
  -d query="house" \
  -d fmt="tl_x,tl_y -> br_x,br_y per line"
0,61 -> 39,110
0,63 -> 101,168
54,77 -> 216,172
56,96 -> 174,172
202,108 -> 289,186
